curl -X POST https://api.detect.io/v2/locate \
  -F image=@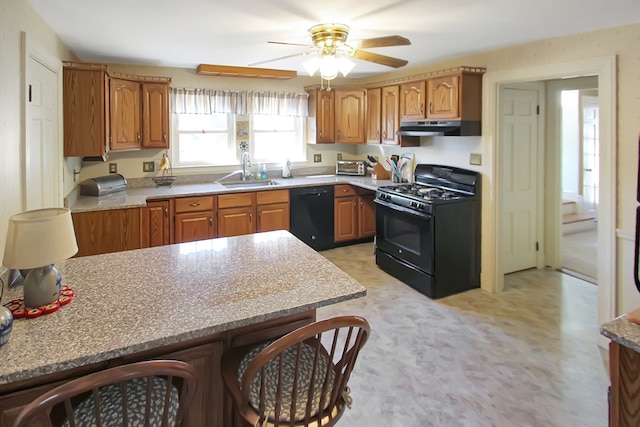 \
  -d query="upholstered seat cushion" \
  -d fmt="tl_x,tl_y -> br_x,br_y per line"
62,377 -> 179,426
238,341 -> 336,422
